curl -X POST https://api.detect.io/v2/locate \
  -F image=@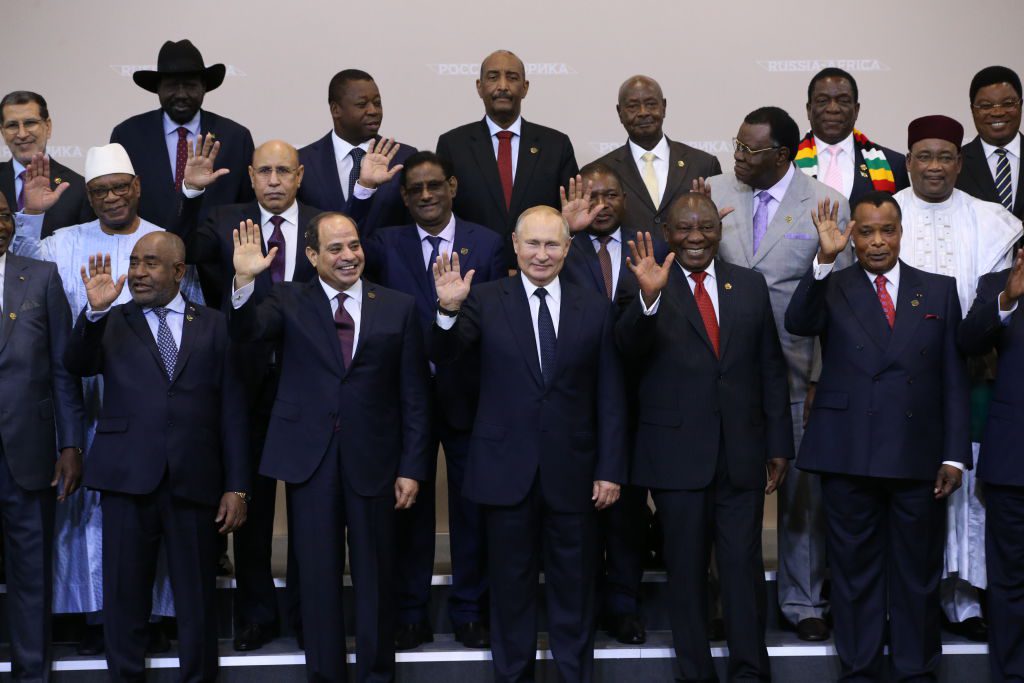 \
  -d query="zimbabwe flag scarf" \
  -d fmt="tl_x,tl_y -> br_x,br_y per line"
794,130 -> 896,193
